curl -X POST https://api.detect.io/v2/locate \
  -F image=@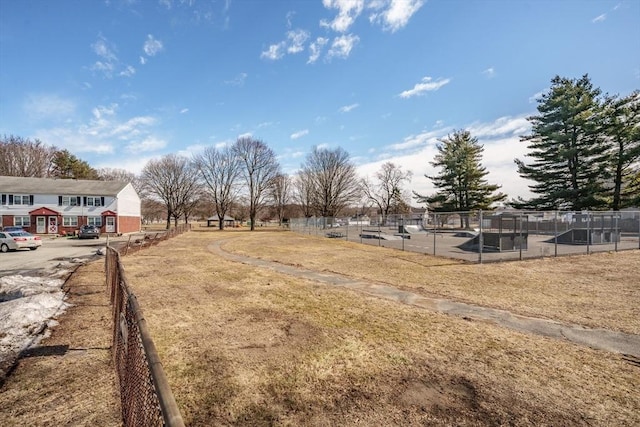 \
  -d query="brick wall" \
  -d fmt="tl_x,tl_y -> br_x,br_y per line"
118,215 -> 141,234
